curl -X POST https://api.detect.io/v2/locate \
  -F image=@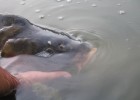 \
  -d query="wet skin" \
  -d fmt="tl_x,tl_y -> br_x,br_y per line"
0,14 -> 97,98
0,14 -> 92,57
0,14 -> 97,79
0,48 -> 96,98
